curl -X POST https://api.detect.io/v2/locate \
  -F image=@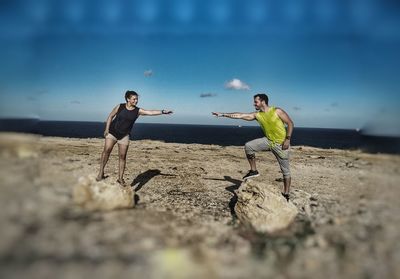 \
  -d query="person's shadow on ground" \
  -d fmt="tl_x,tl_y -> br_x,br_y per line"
204,175 -> 242,218
130,169 -> 176,204
131,169 -> 161,191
